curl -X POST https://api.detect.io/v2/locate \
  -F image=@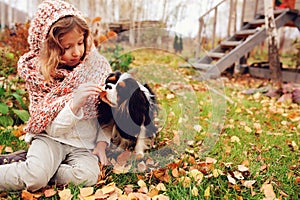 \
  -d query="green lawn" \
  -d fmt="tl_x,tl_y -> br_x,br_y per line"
0,50 -> 299,199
